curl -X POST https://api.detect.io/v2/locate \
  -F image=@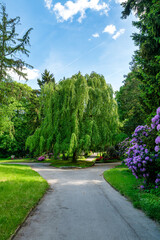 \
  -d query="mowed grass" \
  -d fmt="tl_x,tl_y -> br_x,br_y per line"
0,164 -> 49,240
0,158 -> 95,168
104,165 -> 160,223
51,159 -> 95,168
0,158 -> 35,163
